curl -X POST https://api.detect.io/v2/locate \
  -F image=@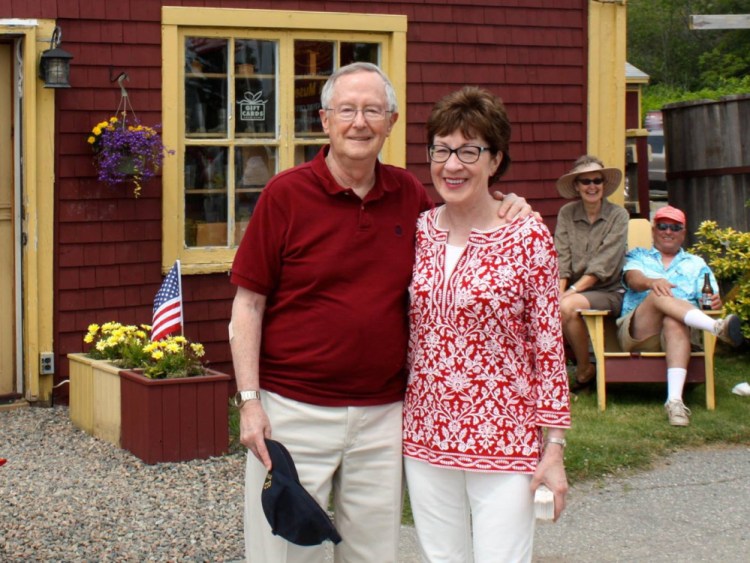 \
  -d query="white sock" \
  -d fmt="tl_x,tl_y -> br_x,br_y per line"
666,368 -> 688,403
683,309 -> 717,333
